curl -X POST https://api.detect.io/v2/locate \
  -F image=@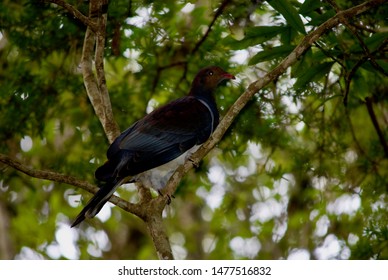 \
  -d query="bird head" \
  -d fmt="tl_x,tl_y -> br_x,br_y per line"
190,66 -> 235,96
